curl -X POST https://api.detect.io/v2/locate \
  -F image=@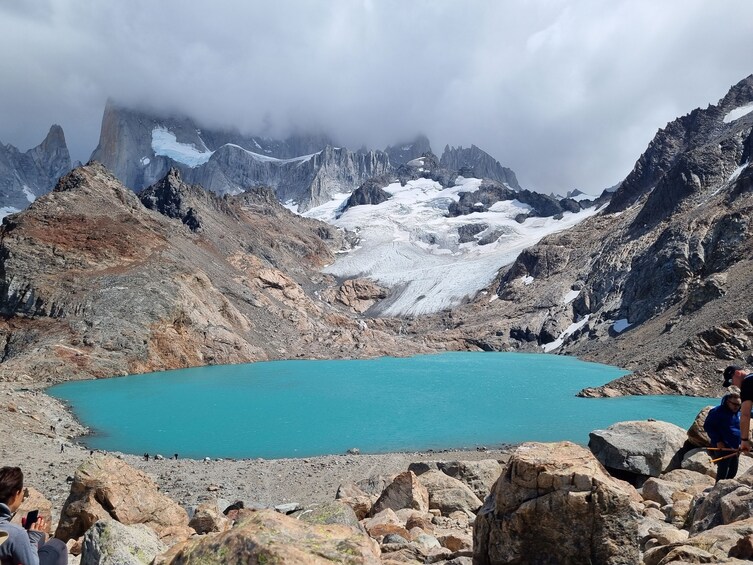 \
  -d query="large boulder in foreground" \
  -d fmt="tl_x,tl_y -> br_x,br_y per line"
81,519 -> 166,565
473,441 -> 642,565
55,455 -> 192,544
588,420 -> 687,478
155,508 -> 381,564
